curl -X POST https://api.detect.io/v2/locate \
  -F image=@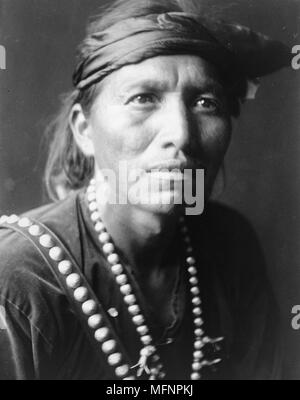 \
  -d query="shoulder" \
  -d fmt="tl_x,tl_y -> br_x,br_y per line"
189,201 -> 268,289
0,191 -> 82,307
189,200 -> 262,250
